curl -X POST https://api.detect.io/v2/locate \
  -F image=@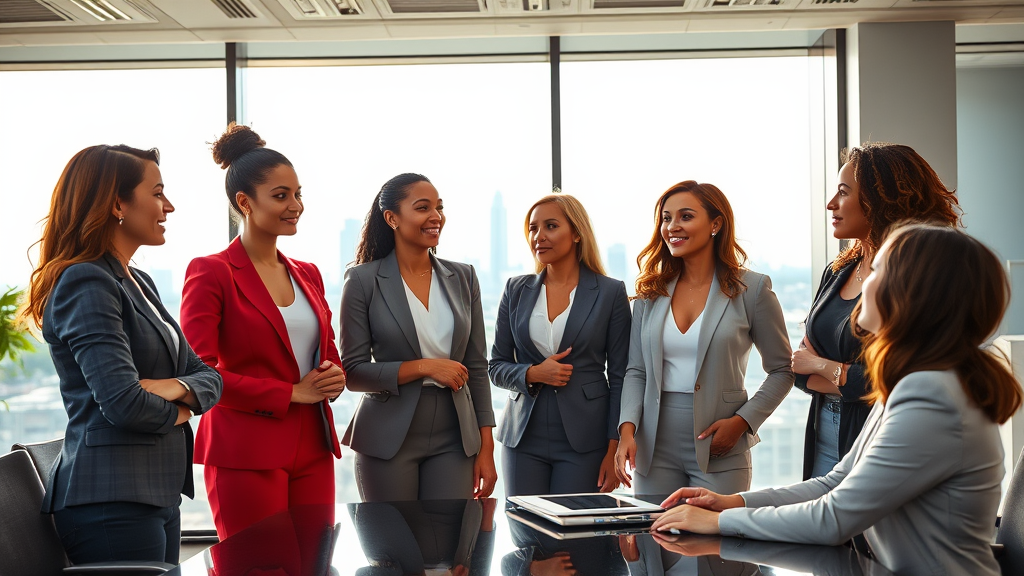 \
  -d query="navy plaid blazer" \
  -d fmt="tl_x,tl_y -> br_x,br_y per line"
41,254 -> 222,512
